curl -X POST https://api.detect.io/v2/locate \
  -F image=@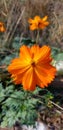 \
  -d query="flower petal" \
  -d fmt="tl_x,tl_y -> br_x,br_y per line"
31,45 -> 40,57
22,67 -> 36,91
28,18 -> 34,24
0,22 -> 6,32
35,64 -> 56,87
8,58 -> 31,72
20,45 -> 32,63
30,24 -> 38,30
31,45 -> 51,64
42,16 -> 48,21
34,16 -> 41,21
